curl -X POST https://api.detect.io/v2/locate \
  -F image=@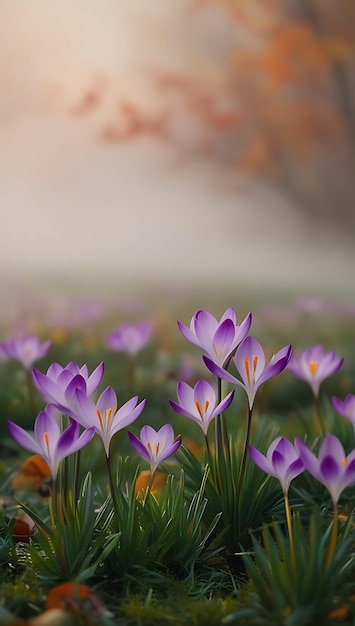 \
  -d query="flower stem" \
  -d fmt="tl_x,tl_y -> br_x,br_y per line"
105,453 -> 120,516
215,377 -> 224,459
284,492 -> 296,575
325,504 -> 339,570
238,405 -> 253,493
314,395 -> 325,438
